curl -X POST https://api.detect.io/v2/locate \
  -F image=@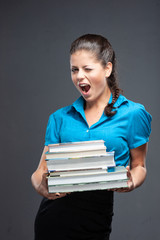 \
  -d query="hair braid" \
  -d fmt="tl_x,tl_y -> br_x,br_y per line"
104,51 -> 122,117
